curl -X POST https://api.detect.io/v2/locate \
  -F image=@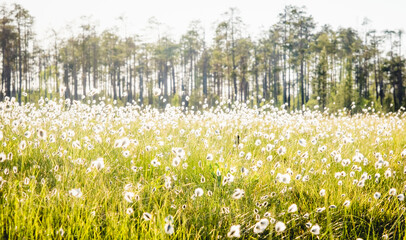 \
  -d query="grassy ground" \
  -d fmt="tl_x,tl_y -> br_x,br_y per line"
0,98 -> 406,239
